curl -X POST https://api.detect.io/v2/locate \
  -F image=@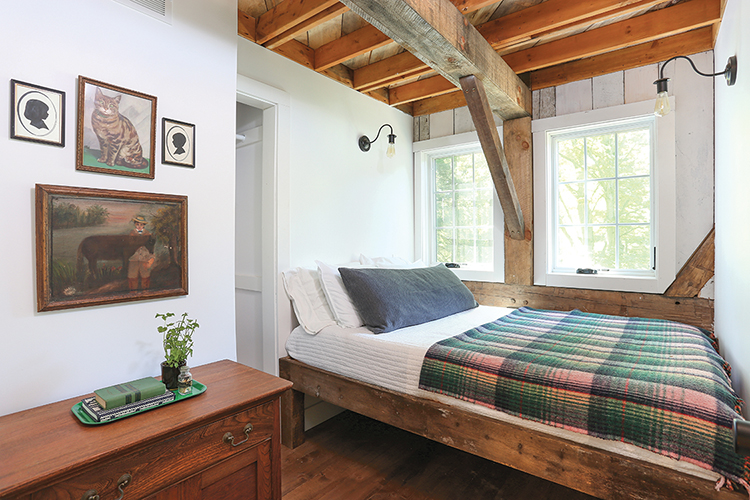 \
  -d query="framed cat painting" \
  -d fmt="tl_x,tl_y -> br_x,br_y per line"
76,77 -> 157,179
